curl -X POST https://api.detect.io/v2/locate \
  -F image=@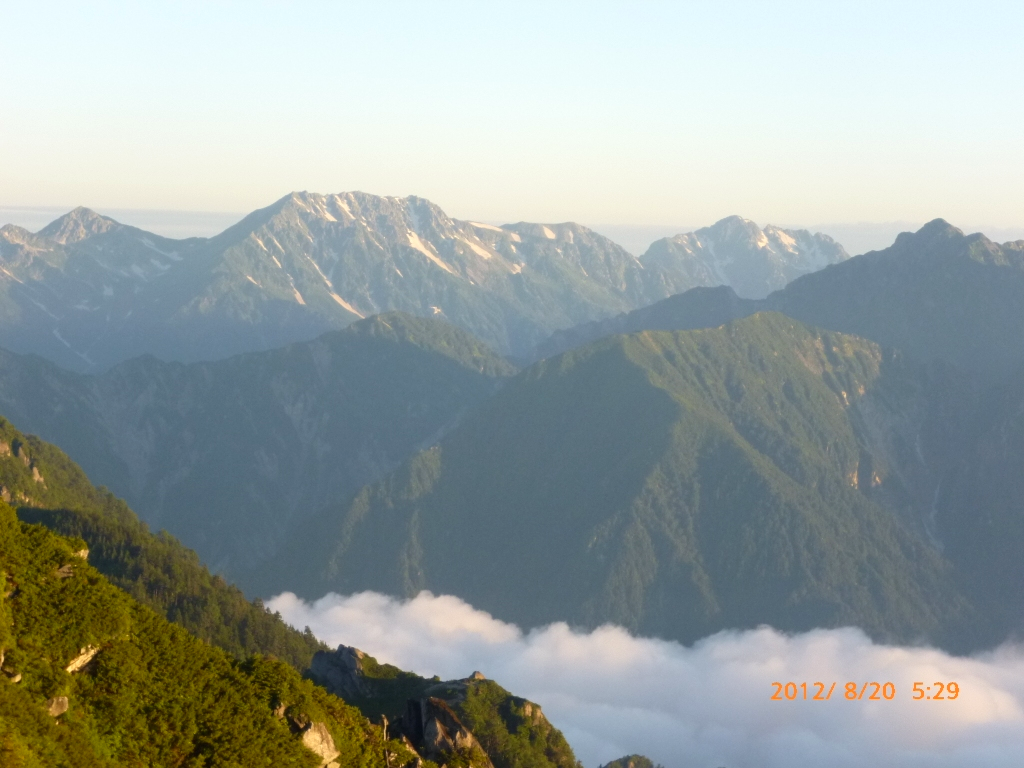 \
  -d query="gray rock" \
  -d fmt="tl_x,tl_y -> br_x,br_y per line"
65,645 -> 100,673
400,697 -> 493,768
308,645 -> 369,701
300,722 -> 340,767
46,696 -> 69,717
